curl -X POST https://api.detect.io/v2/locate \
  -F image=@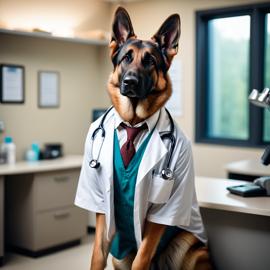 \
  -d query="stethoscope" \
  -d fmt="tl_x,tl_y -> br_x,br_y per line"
89,106 -> 176,180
